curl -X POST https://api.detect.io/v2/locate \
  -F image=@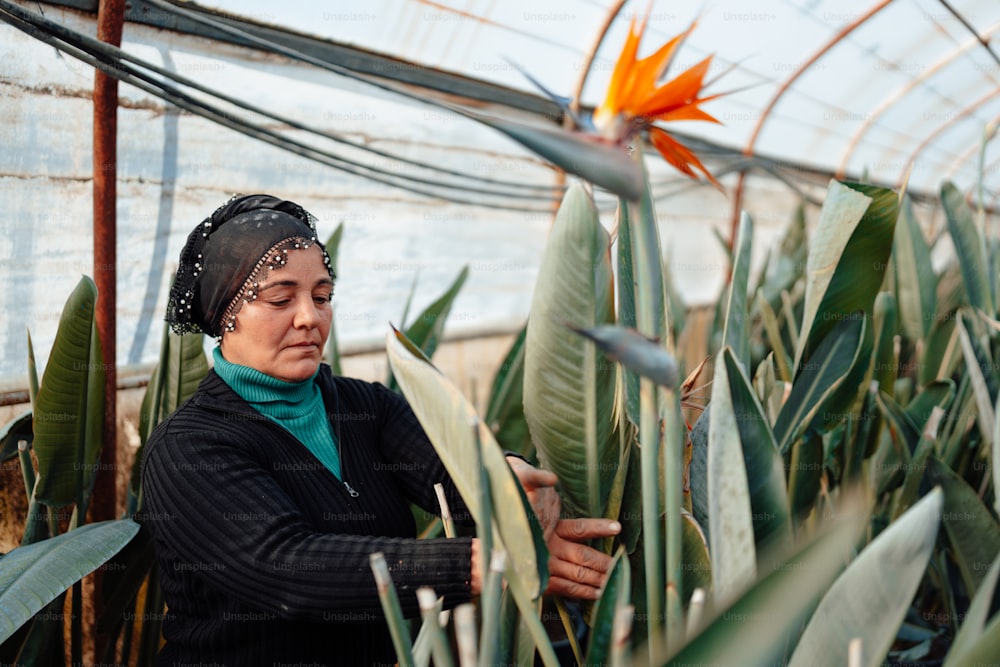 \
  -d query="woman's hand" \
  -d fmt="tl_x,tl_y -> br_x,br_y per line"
506,456 -> 561,542
505,456 -> 621,600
